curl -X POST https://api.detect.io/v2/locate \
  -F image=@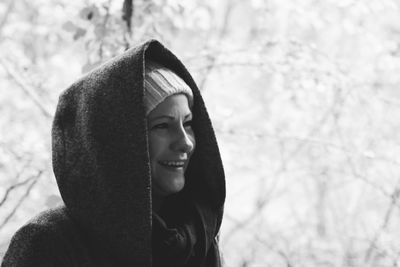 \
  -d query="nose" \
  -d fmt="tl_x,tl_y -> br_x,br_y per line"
171,127 -> 195,154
